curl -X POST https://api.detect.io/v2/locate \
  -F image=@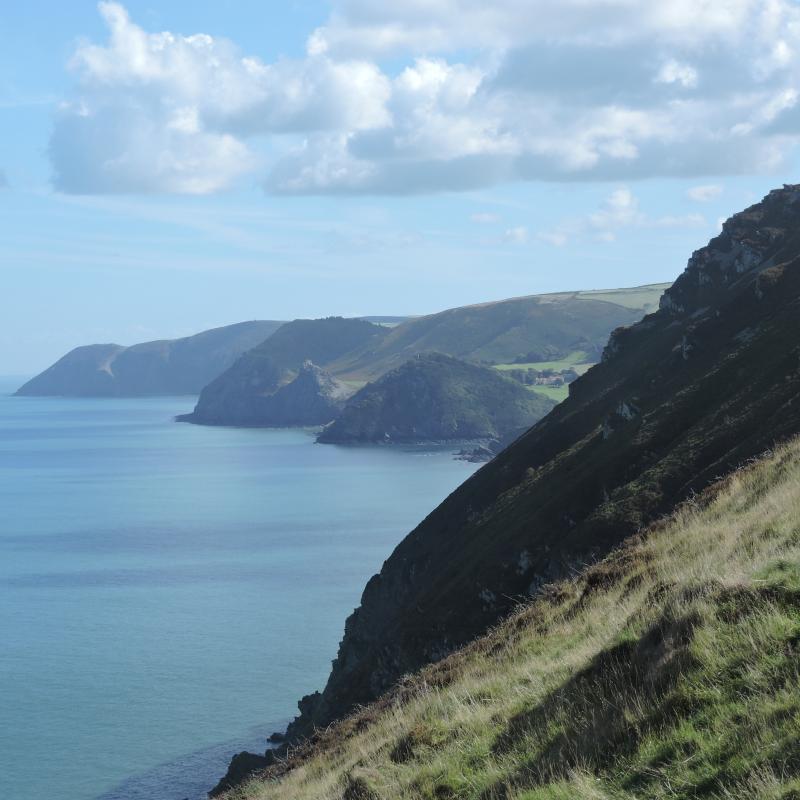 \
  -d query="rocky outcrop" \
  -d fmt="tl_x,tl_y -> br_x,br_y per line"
181,318 -> 388,427
279,184 -> 800,744
180,361 -> 353,427
318,353 -> 555,444
15,321 -> 284,397
209,751 -> 275,798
